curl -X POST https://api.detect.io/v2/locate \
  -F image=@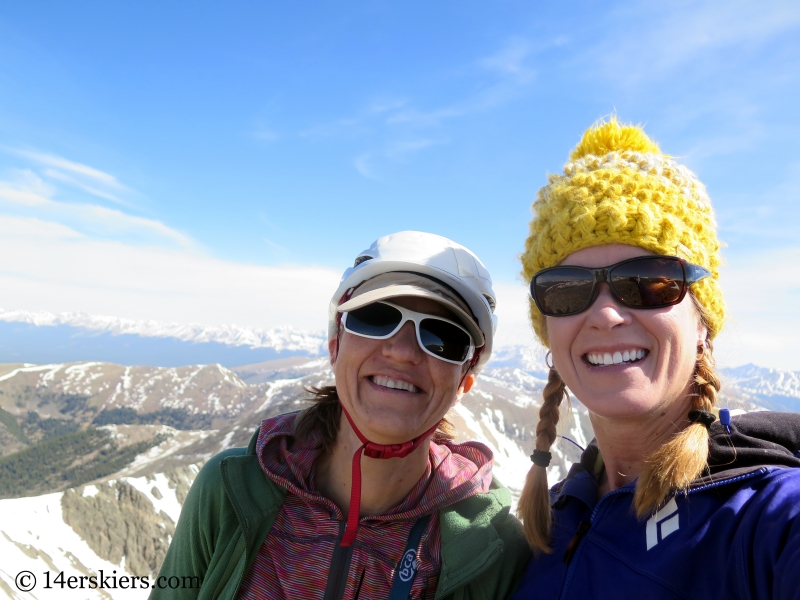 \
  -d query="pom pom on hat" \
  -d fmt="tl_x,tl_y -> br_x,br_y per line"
570,117 -> 662,159
521,117 -> 725,347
